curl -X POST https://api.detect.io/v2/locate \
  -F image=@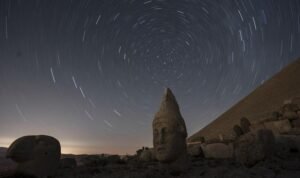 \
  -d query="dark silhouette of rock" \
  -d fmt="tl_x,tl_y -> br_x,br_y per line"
6,135 -> 61,177
233,125 -> 243,137
60,158 -> 77,169
291,119 -> 300,128
240,117 -> 251,133
234,129 -> 275,167
139,148 -> 155,162
106,155 -> 122,164
202,143 -> 233,159
187,143 -> 204,158
152,88 -> 190,173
